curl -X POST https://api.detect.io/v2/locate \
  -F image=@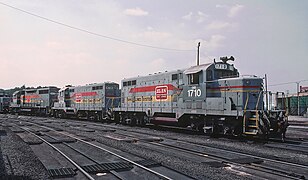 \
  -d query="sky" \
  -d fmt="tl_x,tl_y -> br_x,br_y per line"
0,0 -> 307,93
